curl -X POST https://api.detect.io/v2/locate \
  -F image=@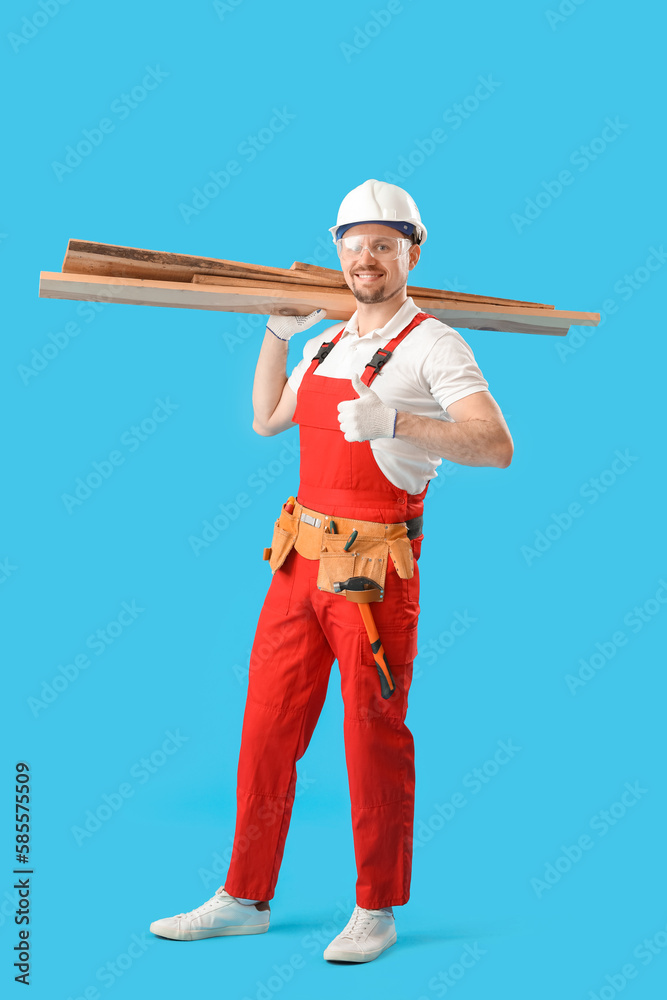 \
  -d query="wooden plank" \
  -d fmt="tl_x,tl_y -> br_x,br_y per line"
289,261 -> 347,285
63,240 -> 347,287
61,241 -> 555,307
408,284 -> 552,309
192,273 -> 343,298
289,260 -> 554,309
39,271 -> 600,336
202,269 -> 555,310
40,271 -> 358,319
415,304 -> 585,336
409,296 -> 596,336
